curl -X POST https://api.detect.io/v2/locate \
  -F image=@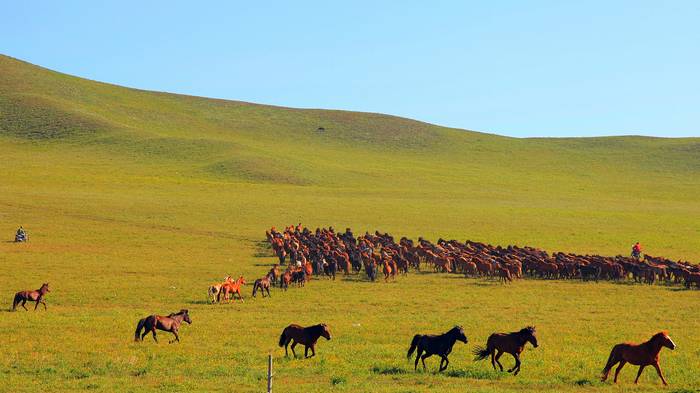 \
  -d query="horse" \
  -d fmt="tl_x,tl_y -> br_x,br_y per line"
12,283 -> 50,311
496,266 -> 512,283
218,276 -> 246,303
601,331 -> 676,385
280,270 -> 292,290
207,276 -> 232,304
278,323 -> 331,358
407,326 -> 468,372
252,273 -> 272,298
134,309 -> 191,343
473,326 -> 539,376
